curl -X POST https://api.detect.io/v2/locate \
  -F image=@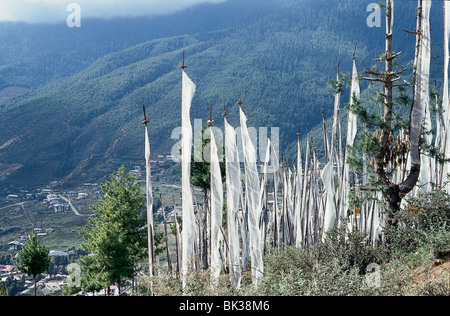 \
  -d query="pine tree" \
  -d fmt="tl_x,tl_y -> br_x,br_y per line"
189,123 -> 225,270
17,230 -> 51,296
78,166 -> 146,295
351,0 -> 431,229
